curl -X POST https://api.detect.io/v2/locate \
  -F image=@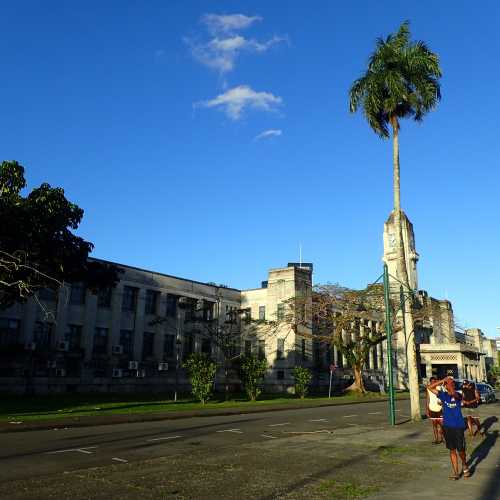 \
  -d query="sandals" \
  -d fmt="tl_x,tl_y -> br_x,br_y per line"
448,474 -> 460,480
463,468 -> 471,478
